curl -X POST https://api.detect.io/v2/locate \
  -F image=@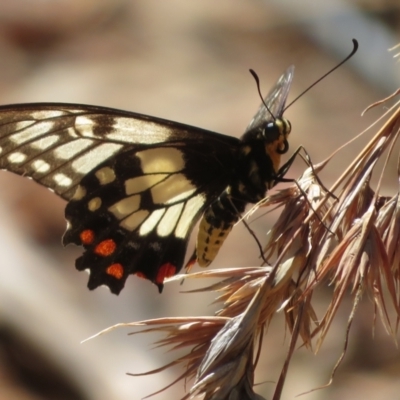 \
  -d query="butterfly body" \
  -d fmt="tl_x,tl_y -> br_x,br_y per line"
193,117 -> 291,268
0,65 -> 294,294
